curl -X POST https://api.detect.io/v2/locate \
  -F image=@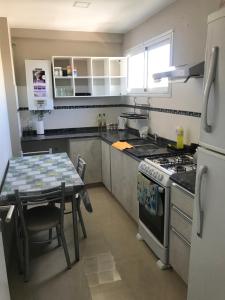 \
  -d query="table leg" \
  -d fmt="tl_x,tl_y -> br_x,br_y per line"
72,197 -> 79,262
